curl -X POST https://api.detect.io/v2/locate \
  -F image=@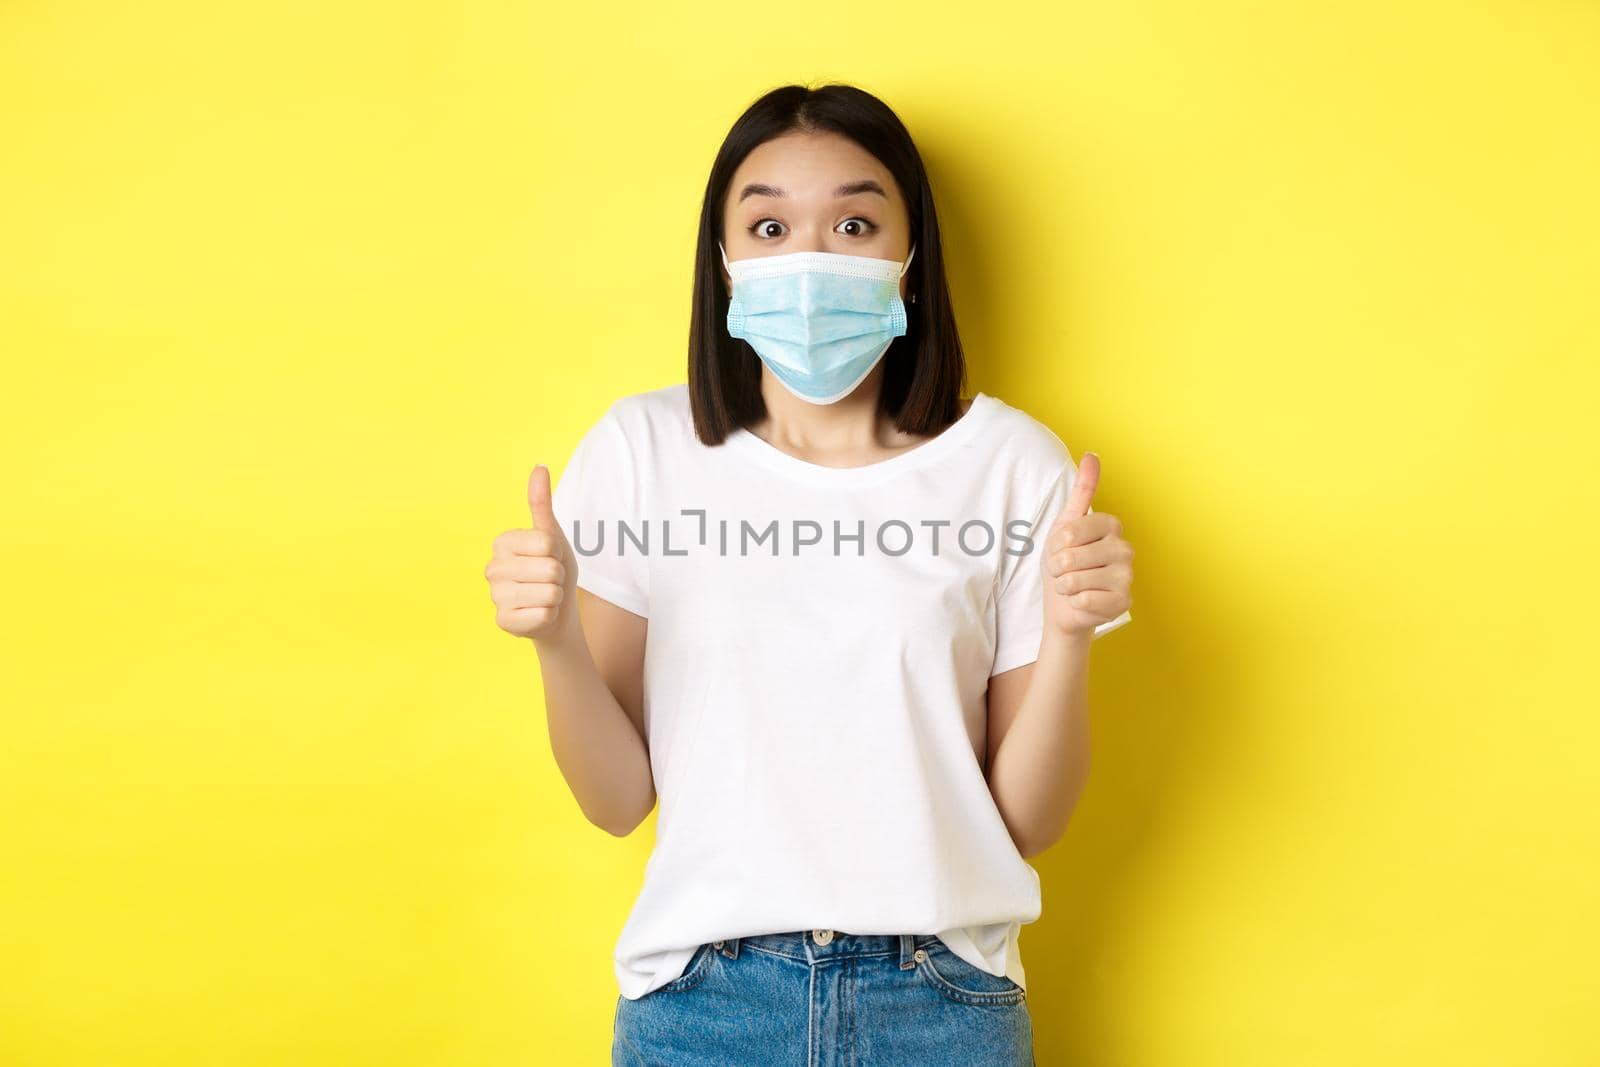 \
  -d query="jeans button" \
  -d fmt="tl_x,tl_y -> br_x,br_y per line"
812,929 -> 834,945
